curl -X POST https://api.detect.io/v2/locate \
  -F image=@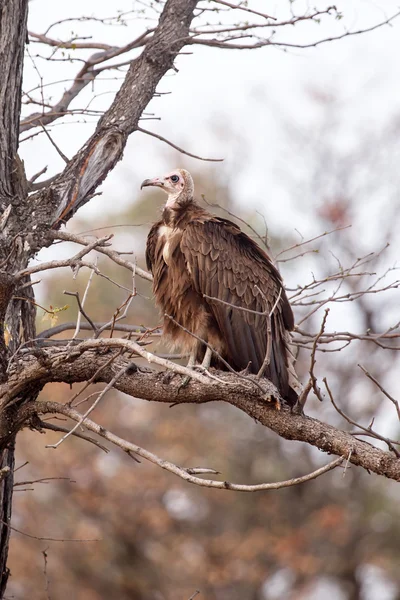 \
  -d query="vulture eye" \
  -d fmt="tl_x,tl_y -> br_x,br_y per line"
170,175 -> 179,183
